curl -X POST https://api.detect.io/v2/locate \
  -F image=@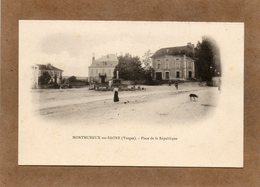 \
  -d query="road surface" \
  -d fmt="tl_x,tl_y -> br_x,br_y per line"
32,82 -> 220,125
